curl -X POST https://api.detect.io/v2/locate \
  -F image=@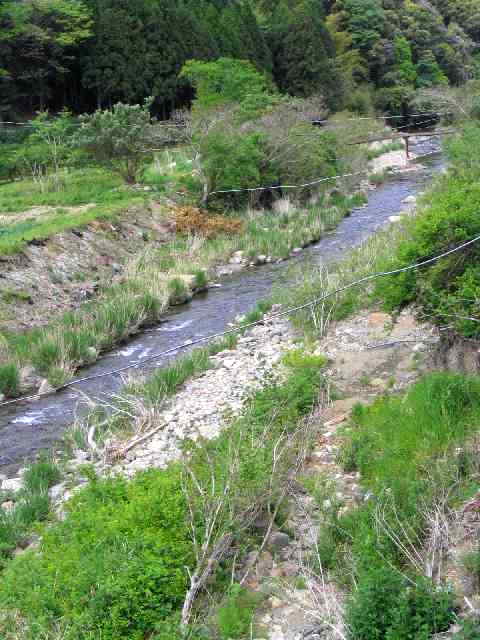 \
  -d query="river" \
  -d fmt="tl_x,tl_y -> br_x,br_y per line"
0,142 -> 444,476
